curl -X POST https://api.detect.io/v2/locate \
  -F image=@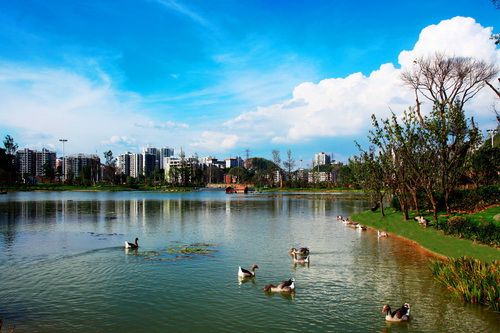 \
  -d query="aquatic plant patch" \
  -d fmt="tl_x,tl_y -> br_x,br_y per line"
127,242 -> 219,261
430,257 -> 499,311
